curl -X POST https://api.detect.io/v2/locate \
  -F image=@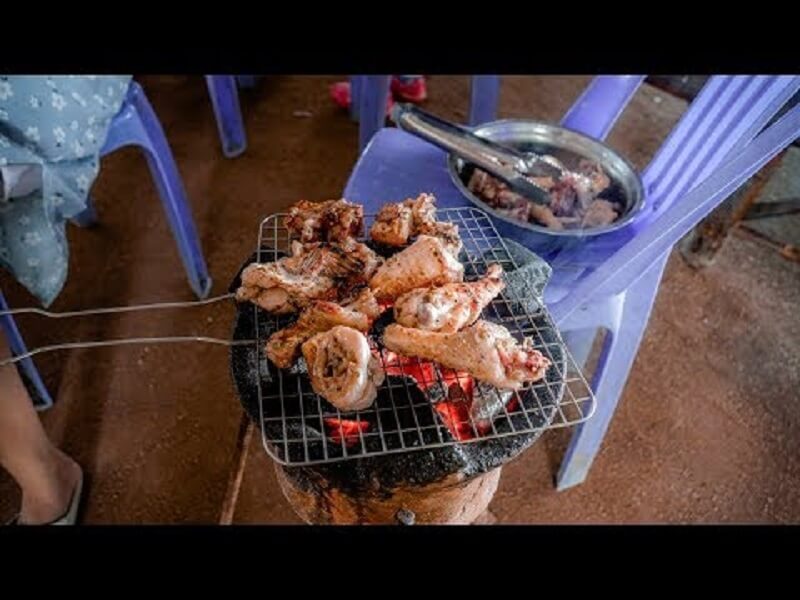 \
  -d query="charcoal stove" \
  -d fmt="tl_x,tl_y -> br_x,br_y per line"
230,207 -> 595,524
